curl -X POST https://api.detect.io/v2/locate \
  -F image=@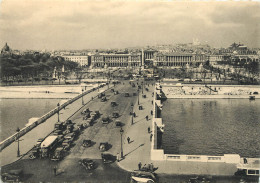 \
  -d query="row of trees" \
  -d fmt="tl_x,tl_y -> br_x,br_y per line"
0,53 -> 79,81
